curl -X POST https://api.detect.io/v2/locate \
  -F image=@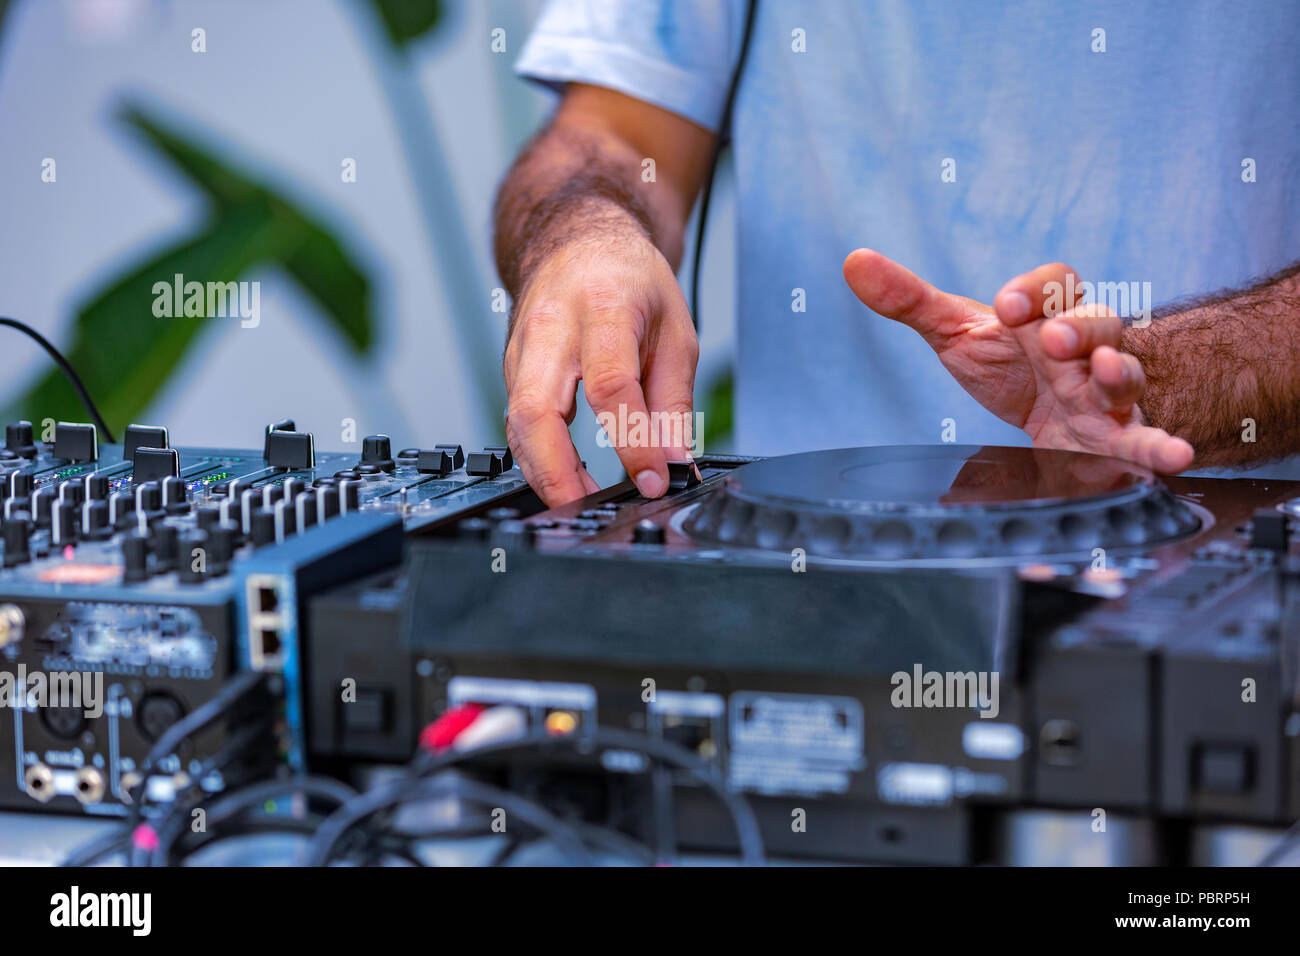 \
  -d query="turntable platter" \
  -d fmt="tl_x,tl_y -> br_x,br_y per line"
682,445 -> 1201,562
